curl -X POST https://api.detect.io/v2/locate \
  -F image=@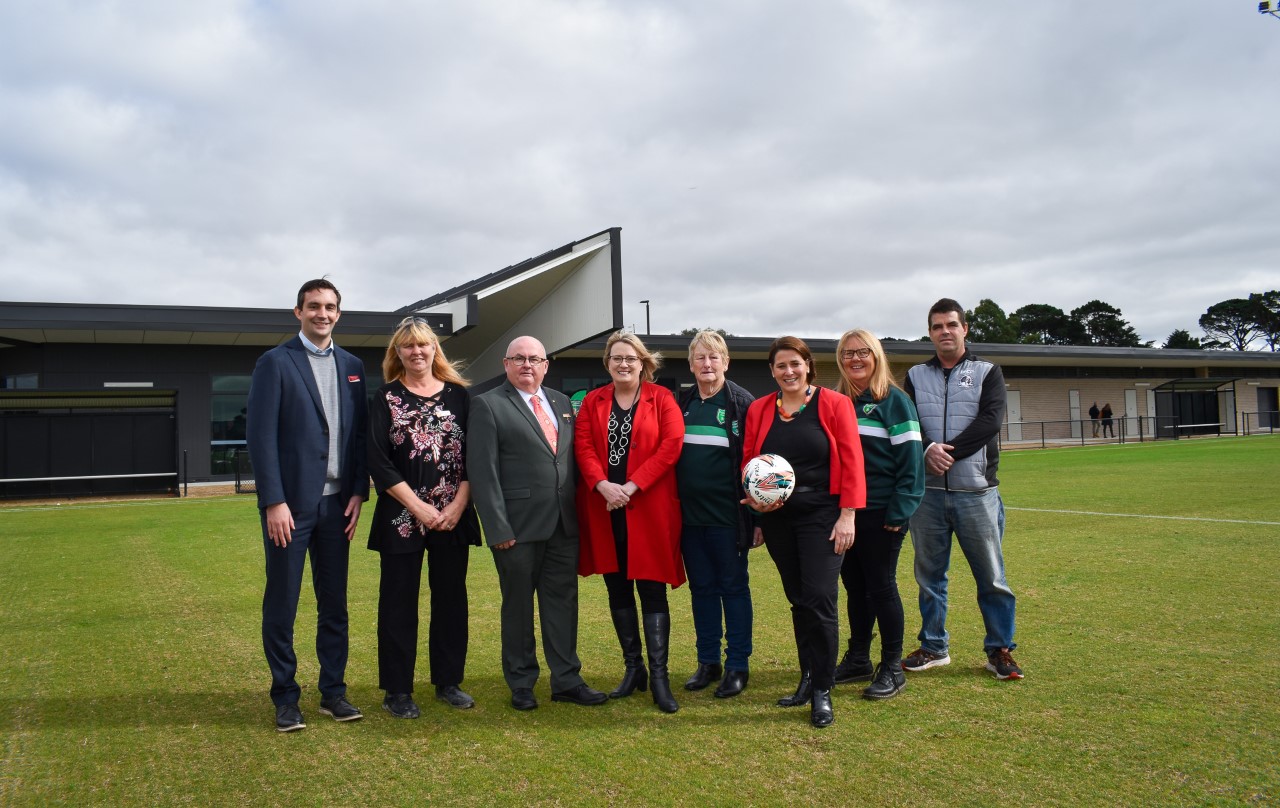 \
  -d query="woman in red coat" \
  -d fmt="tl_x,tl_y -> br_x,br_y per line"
576,330 -> 685,713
